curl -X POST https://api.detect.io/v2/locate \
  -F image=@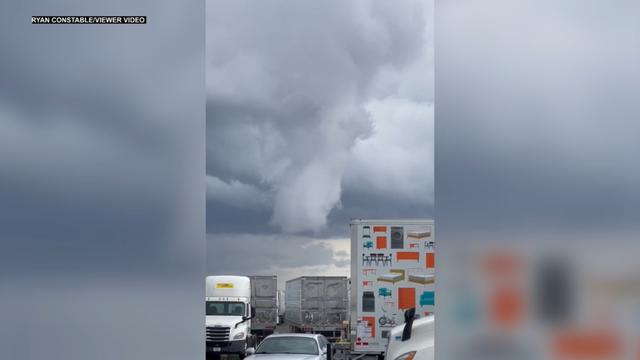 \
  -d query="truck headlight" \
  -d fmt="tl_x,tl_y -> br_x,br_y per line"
233,332 -> 245,340
394,351 -> 416,360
